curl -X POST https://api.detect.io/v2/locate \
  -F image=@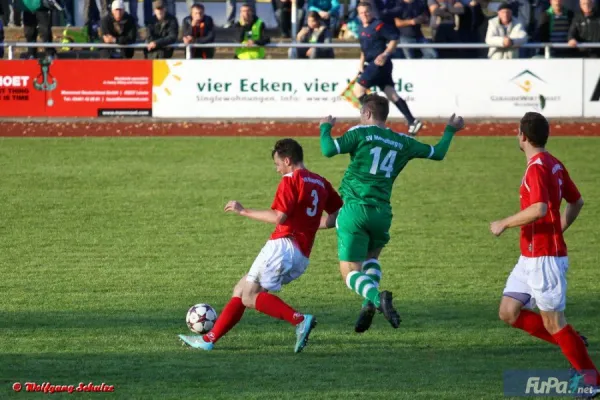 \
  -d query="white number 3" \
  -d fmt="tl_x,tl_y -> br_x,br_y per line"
306,190 -> 319,217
